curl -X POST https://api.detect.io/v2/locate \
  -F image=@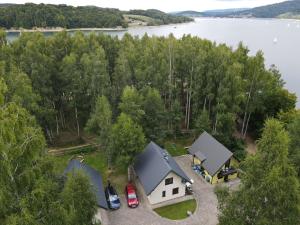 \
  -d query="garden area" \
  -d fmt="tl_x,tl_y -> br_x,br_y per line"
154,199 -> 197,220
